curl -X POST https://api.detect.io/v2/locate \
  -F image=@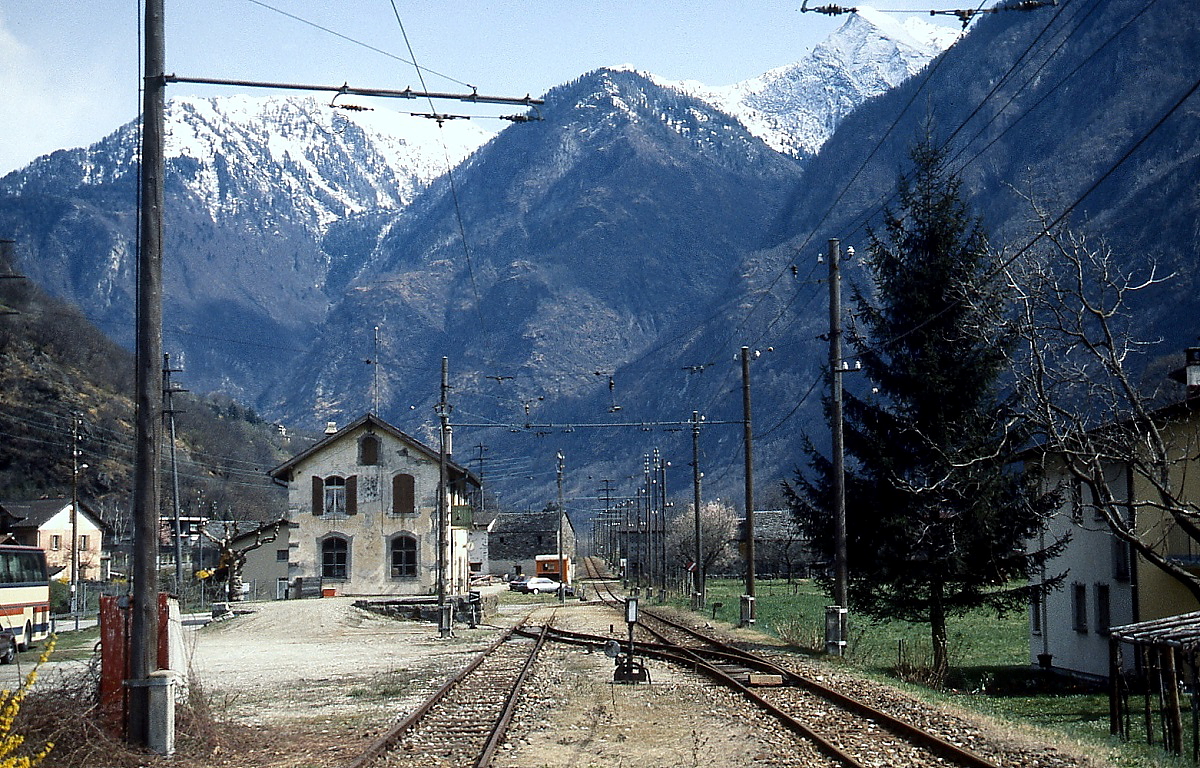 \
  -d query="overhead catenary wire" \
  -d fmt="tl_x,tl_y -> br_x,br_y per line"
242,0 -> 477,91
697,0 -> 1173,439
381,1 -> 509,375
726,0 -> 1073,360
